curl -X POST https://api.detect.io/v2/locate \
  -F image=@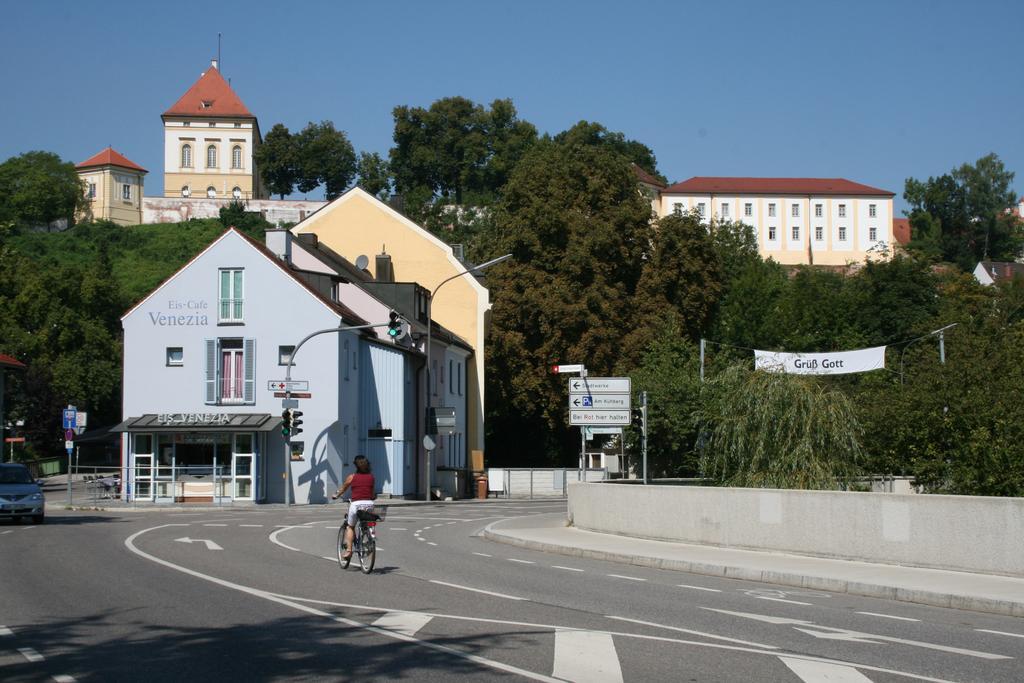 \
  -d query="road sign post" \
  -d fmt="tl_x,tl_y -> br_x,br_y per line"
63,405 -> 76,505
640,391 -> 648,484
